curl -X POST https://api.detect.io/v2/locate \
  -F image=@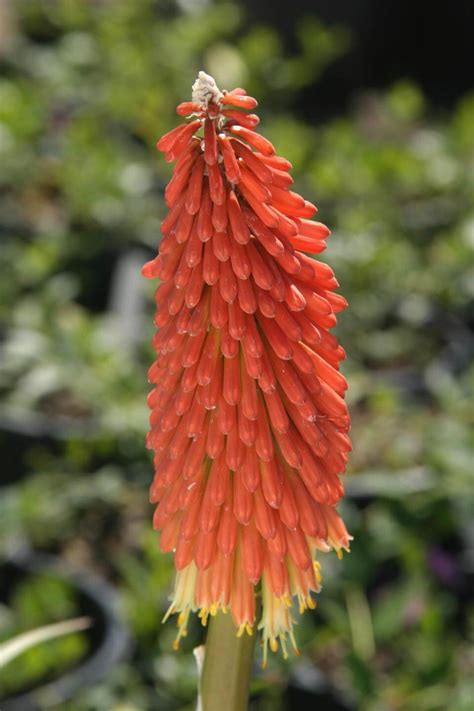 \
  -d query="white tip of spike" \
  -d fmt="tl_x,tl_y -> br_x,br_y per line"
192,71 -> 223,106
